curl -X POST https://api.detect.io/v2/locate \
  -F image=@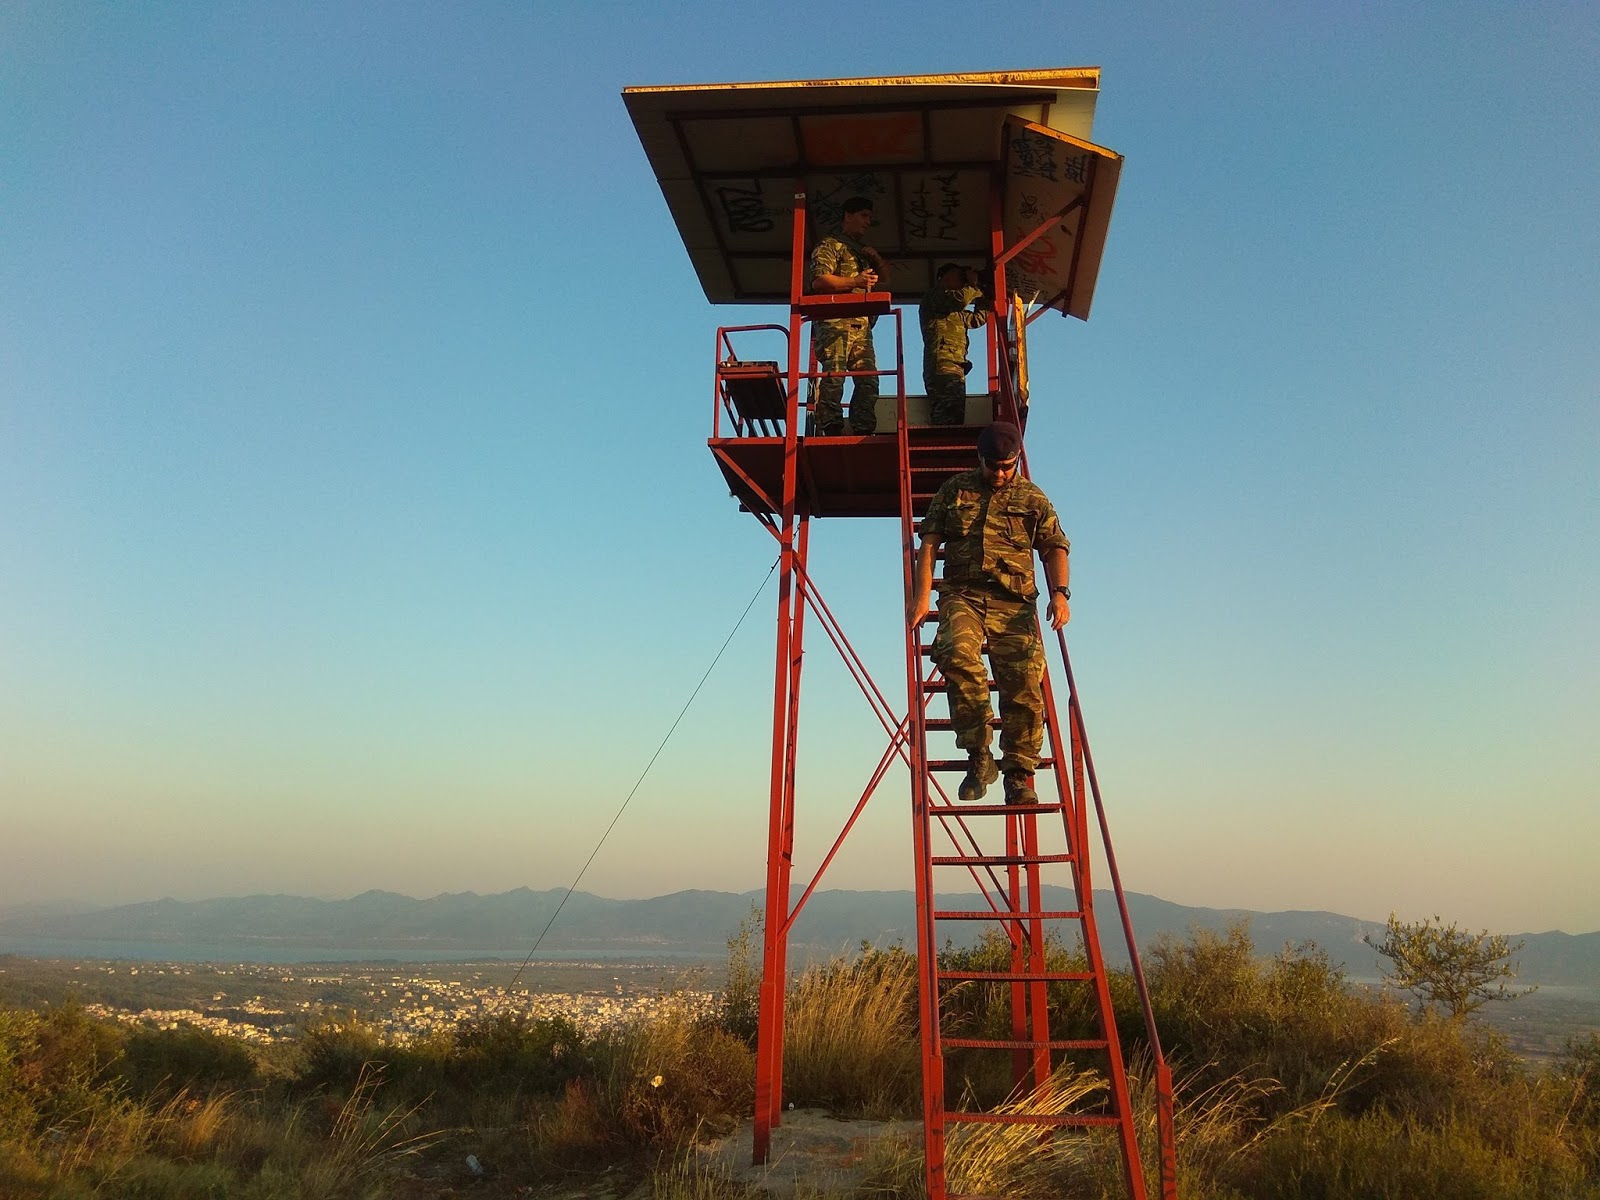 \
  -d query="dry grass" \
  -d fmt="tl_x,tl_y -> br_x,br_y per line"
781,948 -> 921,1117
944,1065 -> 1110,1197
